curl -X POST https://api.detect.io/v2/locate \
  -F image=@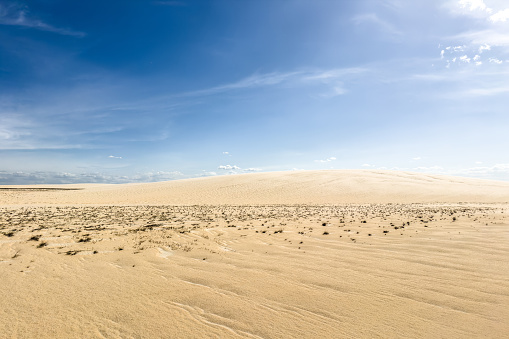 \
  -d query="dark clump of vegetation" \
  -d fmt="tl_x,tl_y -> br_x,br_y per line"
37,241 -> 47,248
28,235 -> 41,241
323,231 -> 329,235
